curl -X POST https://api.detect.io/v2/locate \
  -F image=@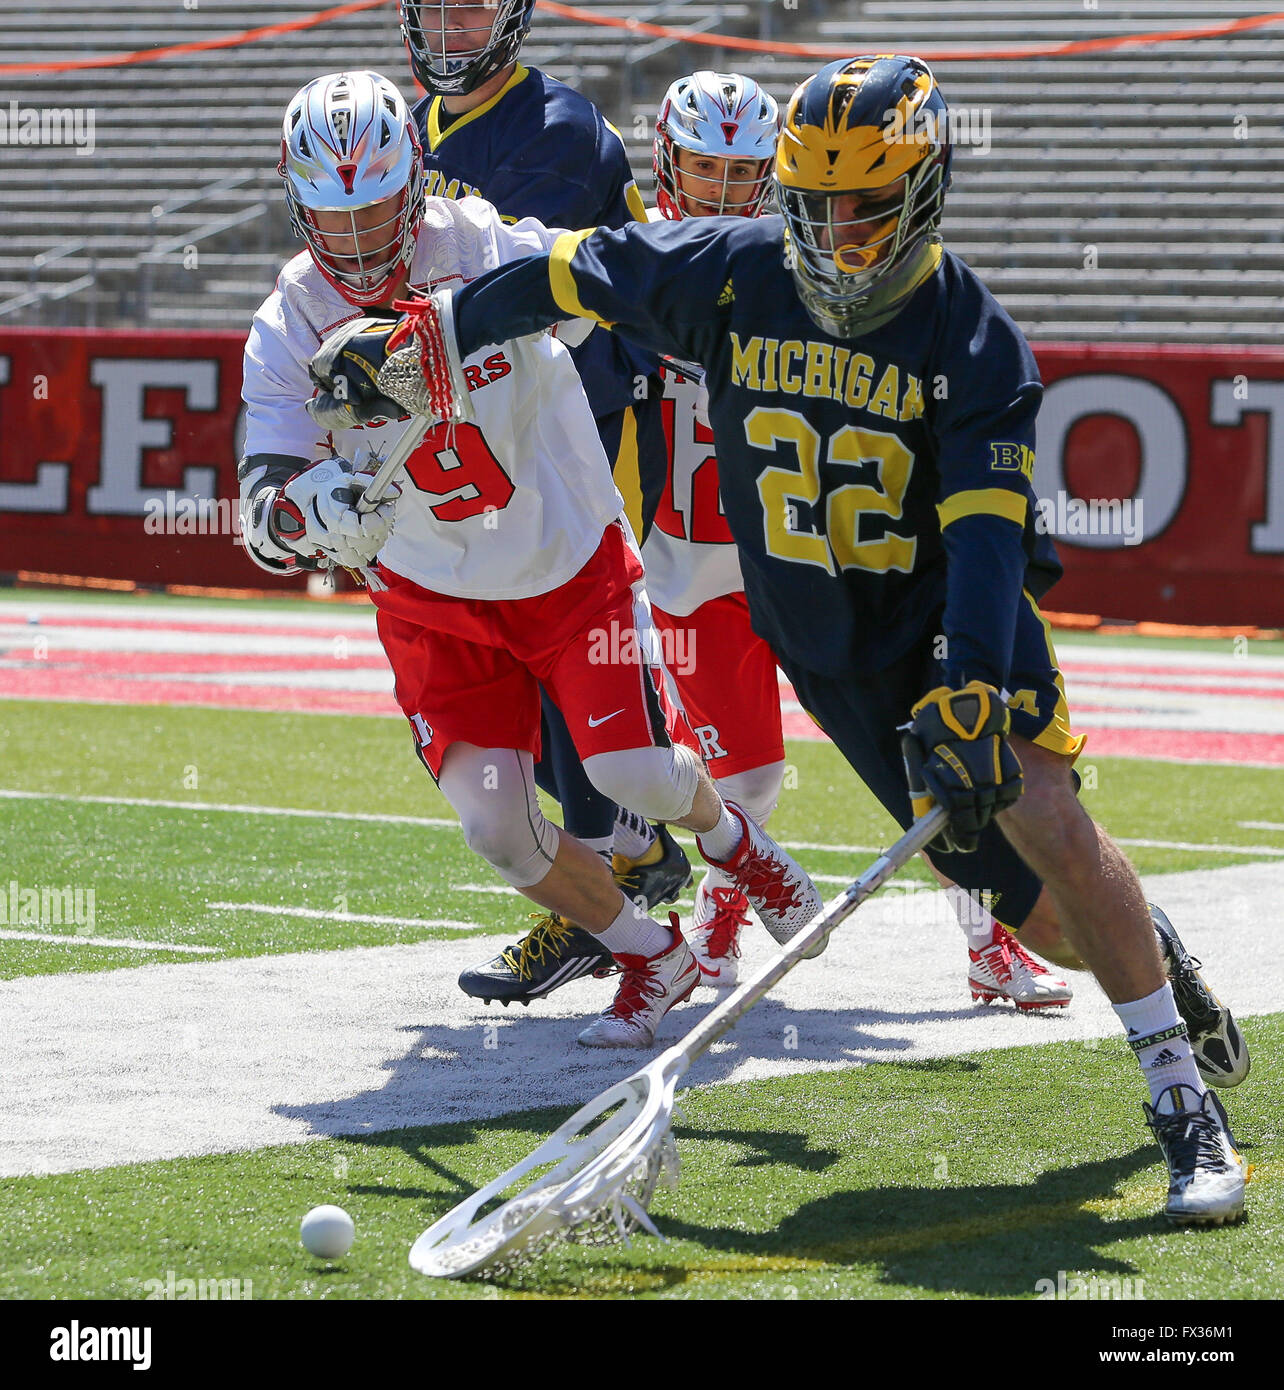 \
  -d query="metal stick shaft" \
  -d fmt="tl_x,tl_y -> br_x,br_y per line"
660,807 -> 949,1073
356,414 -> 430,514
